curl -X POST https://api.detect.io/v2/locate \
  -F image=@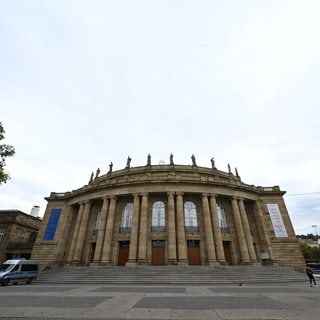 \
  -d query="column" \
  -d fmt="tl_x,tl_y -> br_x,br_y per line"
176,192 -> 188,265
202,194 -> 218,265
67,202 -> 85,264
92,197 -> 109,264
209,194 -> 226,264
73,201 -> 91,264
126,194 -> 140,266
100,196 -> 117,264
138,193 -> 148,264
238,198 -> 258,263
231,197 -> 250,263
167,192 -> 177,264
